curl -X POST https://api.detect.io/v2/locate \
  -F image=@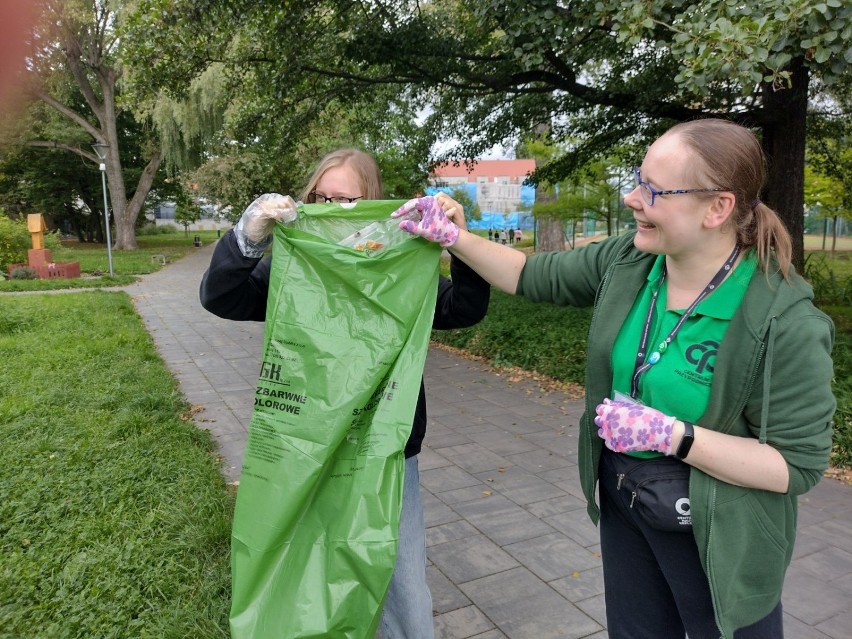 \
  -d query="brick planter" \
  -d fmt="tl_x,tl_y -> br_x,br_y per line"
8,248 -> 82,280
